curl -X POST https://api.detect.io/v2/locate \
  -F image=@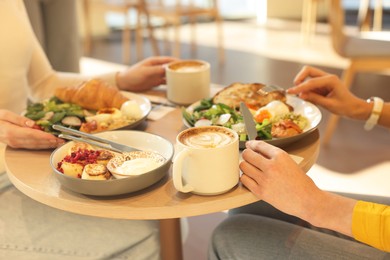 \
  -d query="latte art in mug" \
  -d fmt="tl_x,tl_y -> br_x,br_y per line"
179,127 -> 235,148
173,125 -> 239,195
